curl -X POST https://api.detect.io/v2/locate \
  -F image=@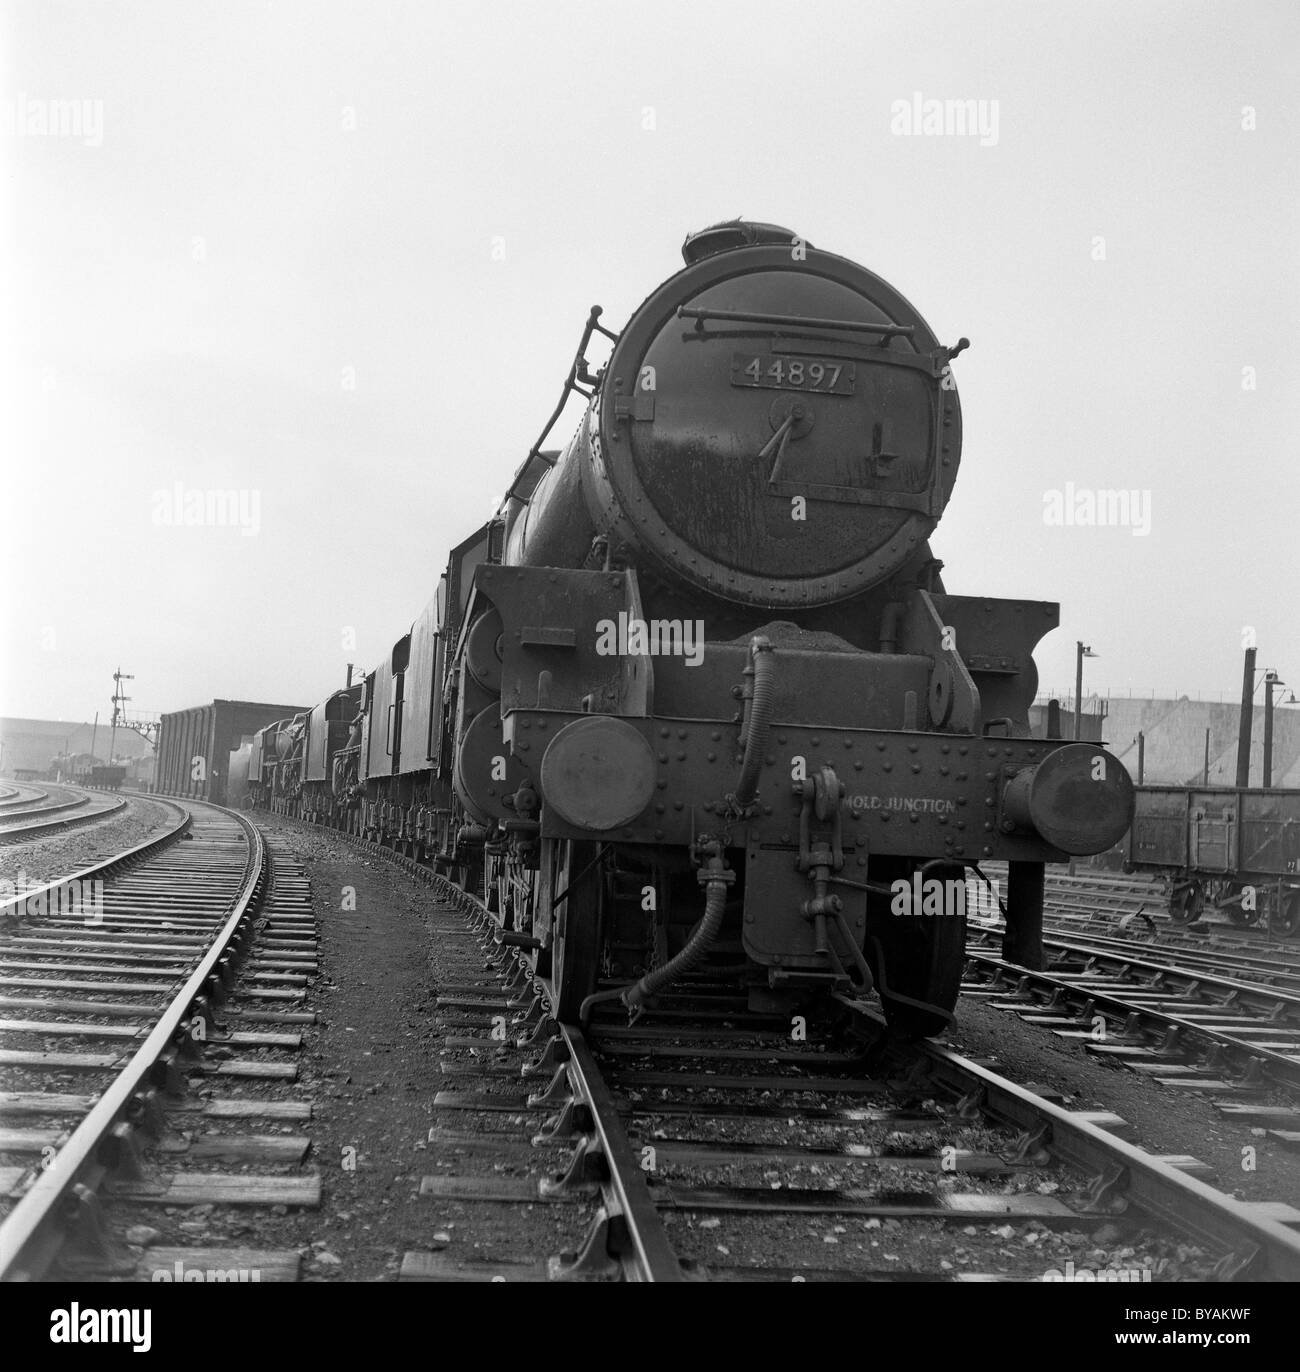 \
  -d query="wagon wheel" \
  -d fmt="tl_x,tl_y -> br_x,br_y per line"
1168,879 -> 1204,925
1221,880 -> 1261,927
549,839 -> 605,1023
1271,890 -> 1300,940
